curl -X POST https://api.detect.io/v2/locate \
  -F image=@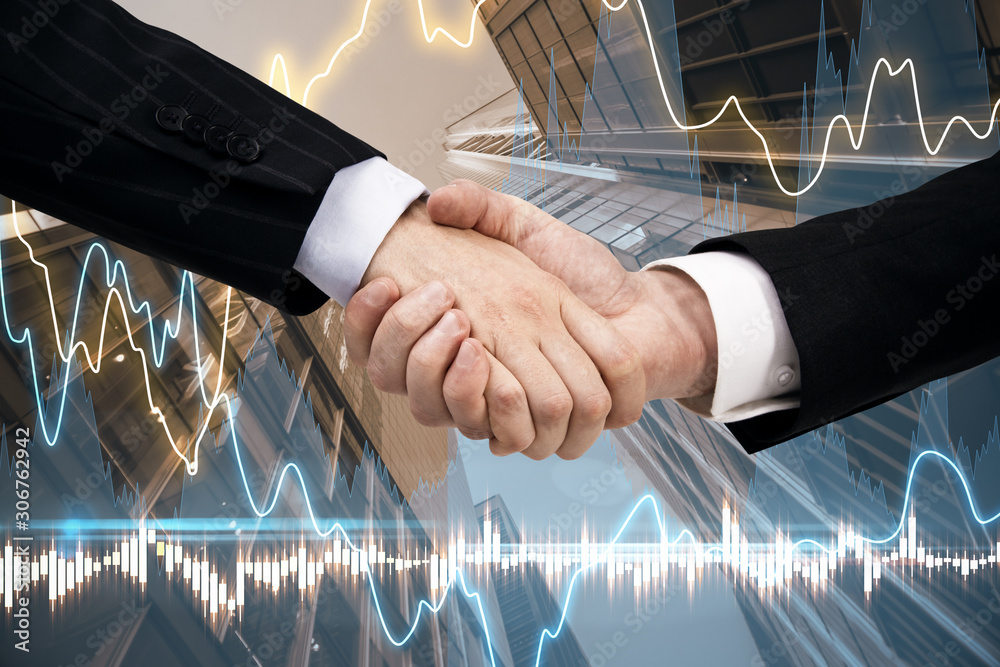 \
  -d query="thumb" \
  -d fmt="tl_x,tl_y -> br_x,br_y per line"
427,180 -> 613,288
427,180 -> 554,250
